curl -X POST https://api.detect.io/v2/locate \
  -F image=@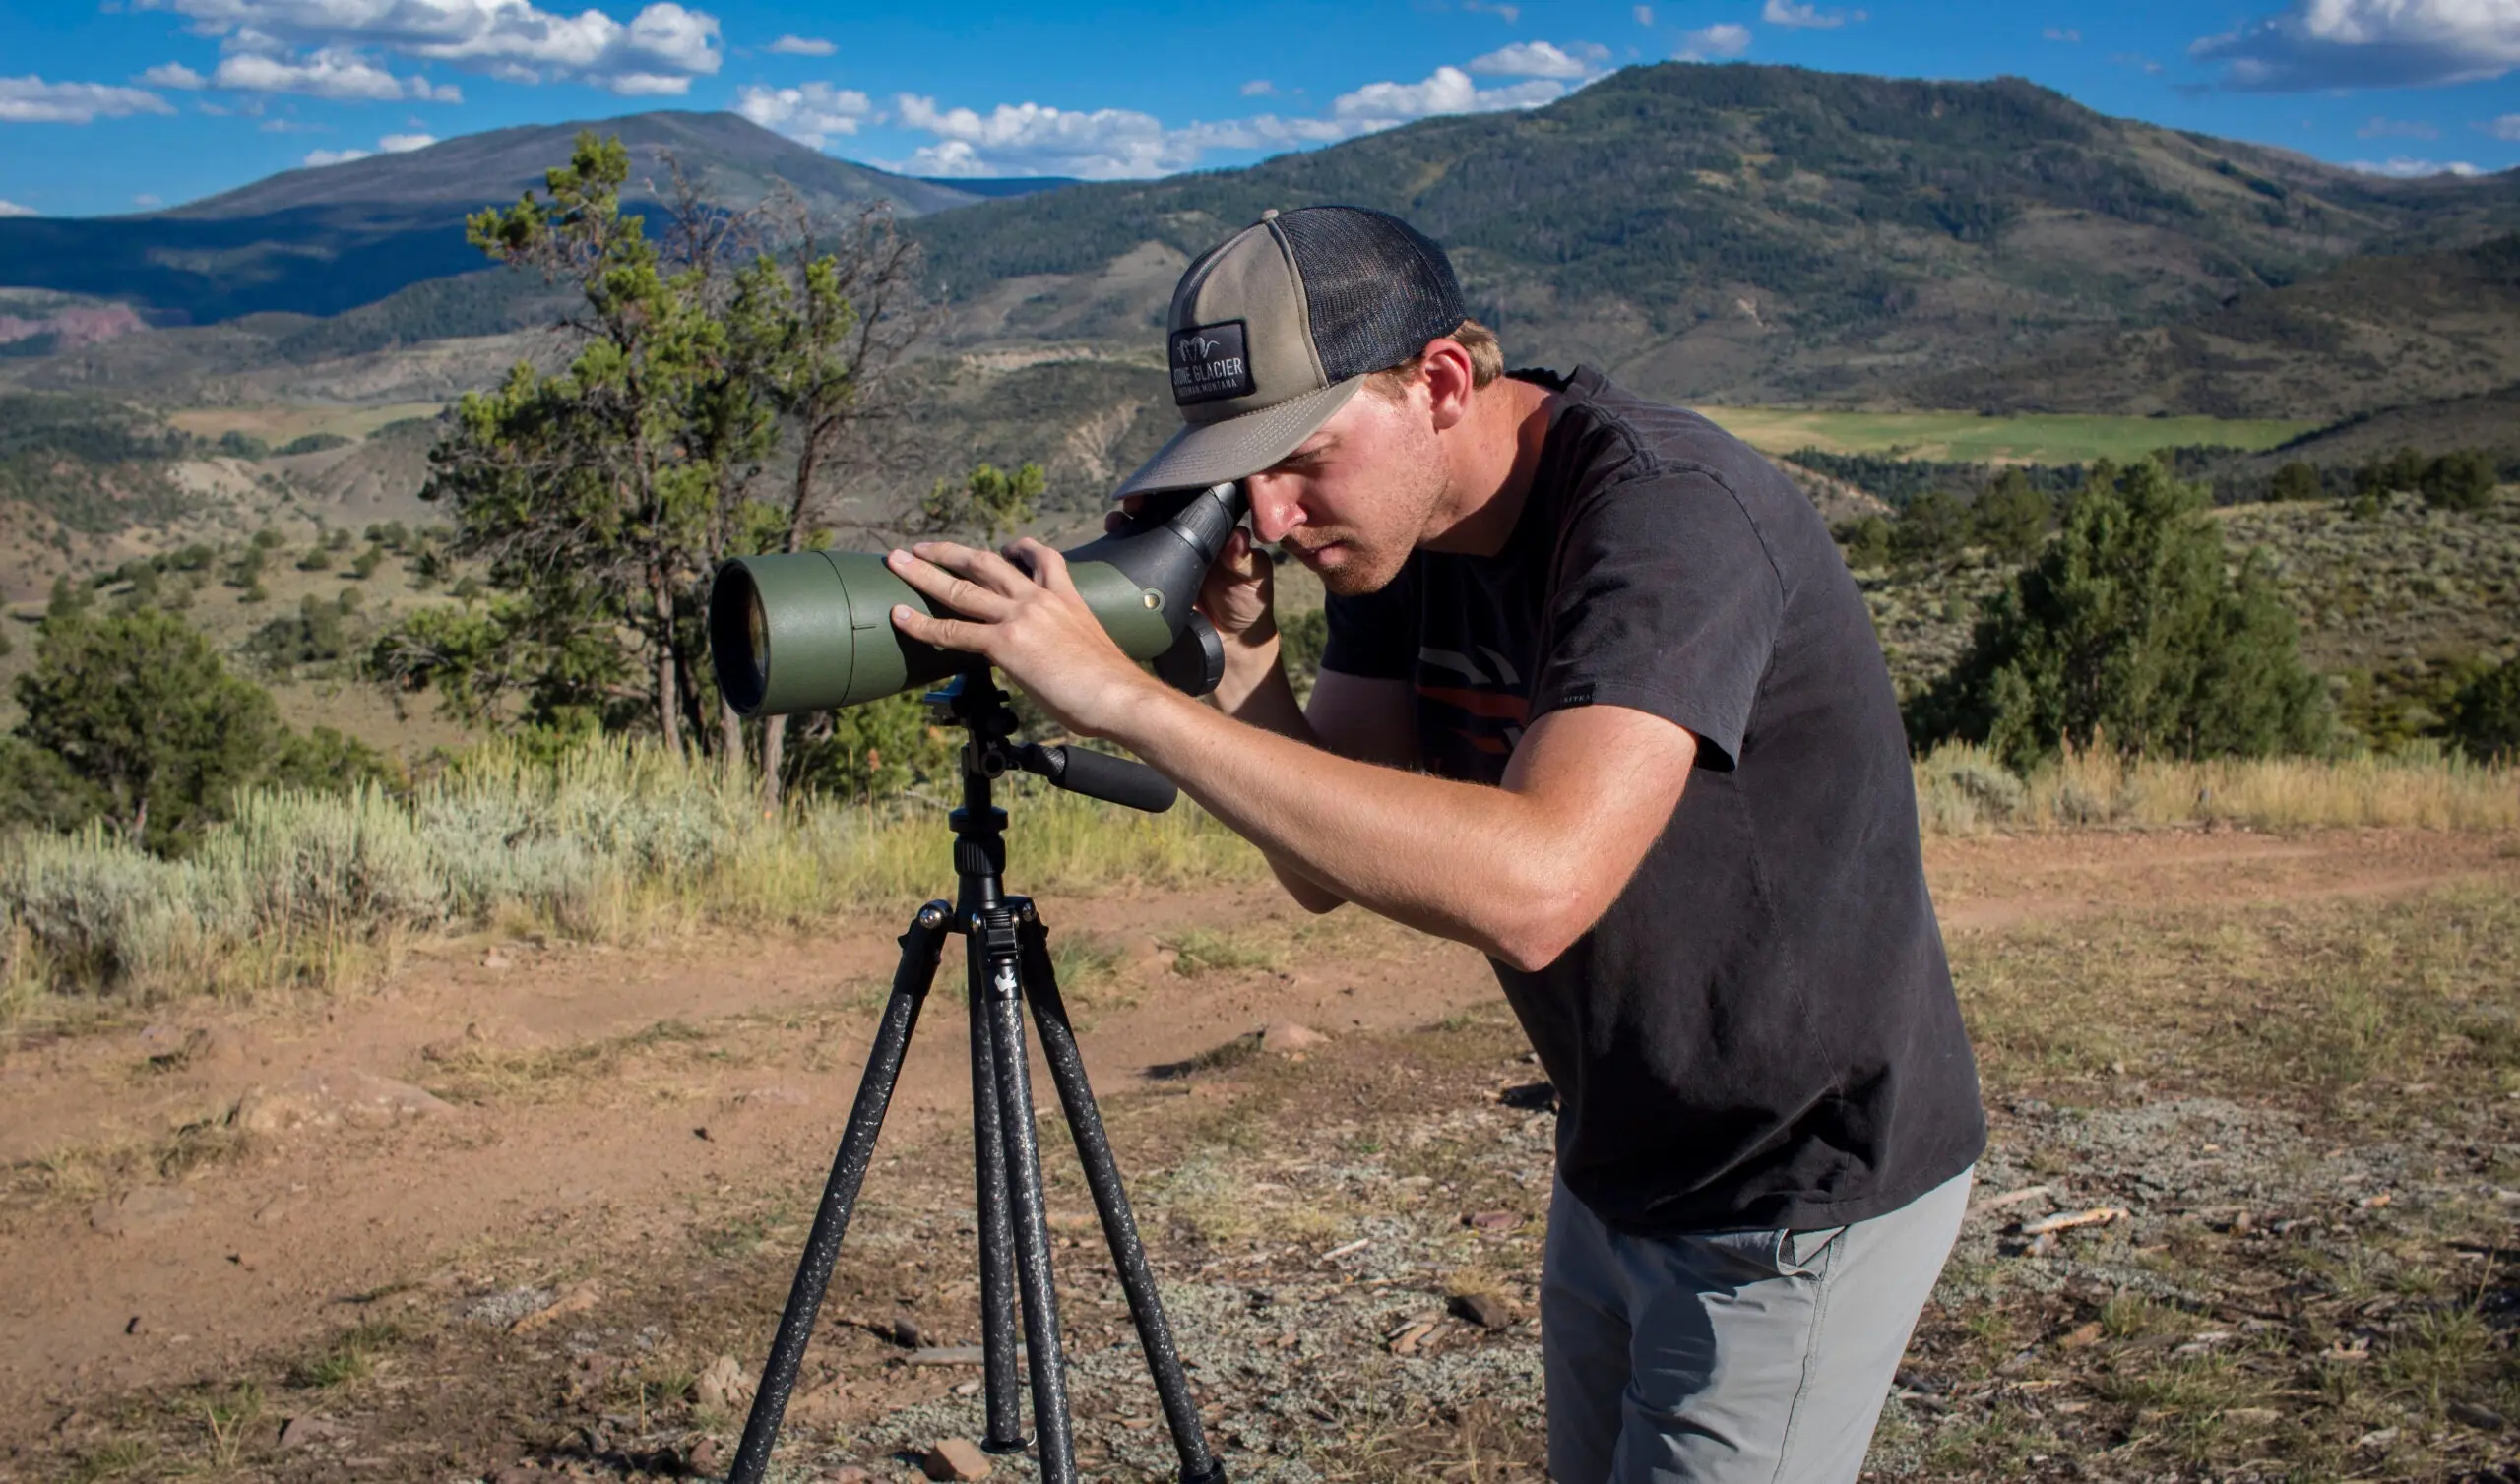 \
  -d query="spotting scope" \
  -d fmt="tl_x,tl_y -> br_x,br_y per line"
709,481 -> 1244,718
